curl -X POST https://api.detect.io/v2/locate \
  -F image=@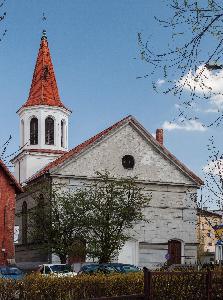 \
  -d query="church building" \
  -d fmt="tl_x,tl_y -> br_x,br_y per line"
14,32 -> 203,269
